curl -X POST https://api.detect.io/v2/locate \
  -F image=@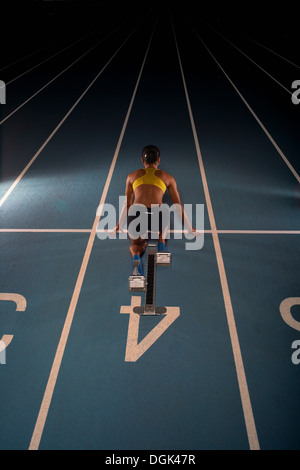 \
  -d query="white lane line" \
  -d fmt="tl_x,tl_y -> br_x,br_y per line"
0,229 -> 91,233
96,229 -> 300,235
0,19 -> 143,209
4,25 -> 105,86
204,22 -> 292,96
0,229 -> 299,234
0,21 -> 128,125
186,21 -> 300,185
172,19 -> 260,450
28,19 -> 156,451
242,33 -> 300,70
0,38 -> 63,73
215,230 -> 300,234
